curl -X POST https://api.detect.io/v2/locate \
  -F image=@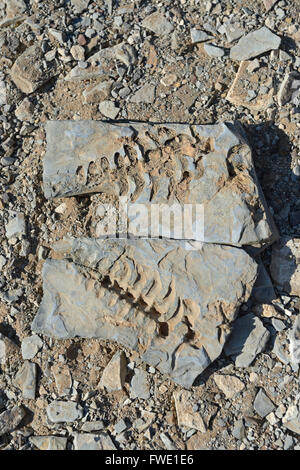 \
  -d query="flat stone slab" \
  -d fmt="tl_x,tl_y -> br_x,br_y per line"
230,27 -> 281,61
32,237 -> 258,388
43,120 -> 277,248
